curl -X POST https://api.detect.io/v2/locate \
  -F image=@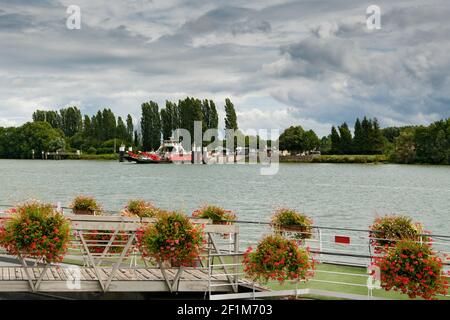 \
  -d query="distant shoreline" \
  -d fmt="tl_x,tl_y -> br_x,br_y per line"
279,154 -> 389,164
1,153 -> 450,165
